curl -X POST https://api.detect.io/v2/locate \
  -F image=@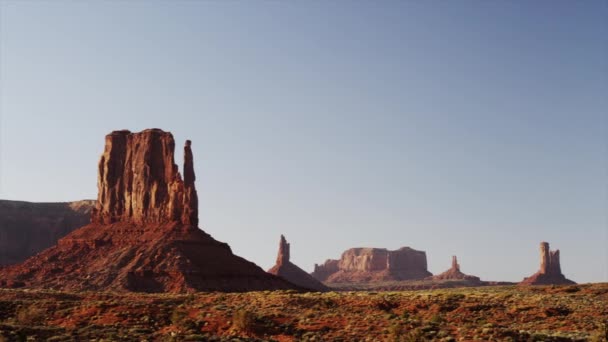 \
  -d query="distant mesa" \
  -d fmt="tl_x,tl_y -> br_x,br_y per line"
0,129 -> 299,292
427,256 -> 481,282
0,200 -> 95,266
312,247 -> 432,283
519,242 -> 576,286
267,235 -> 329,292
